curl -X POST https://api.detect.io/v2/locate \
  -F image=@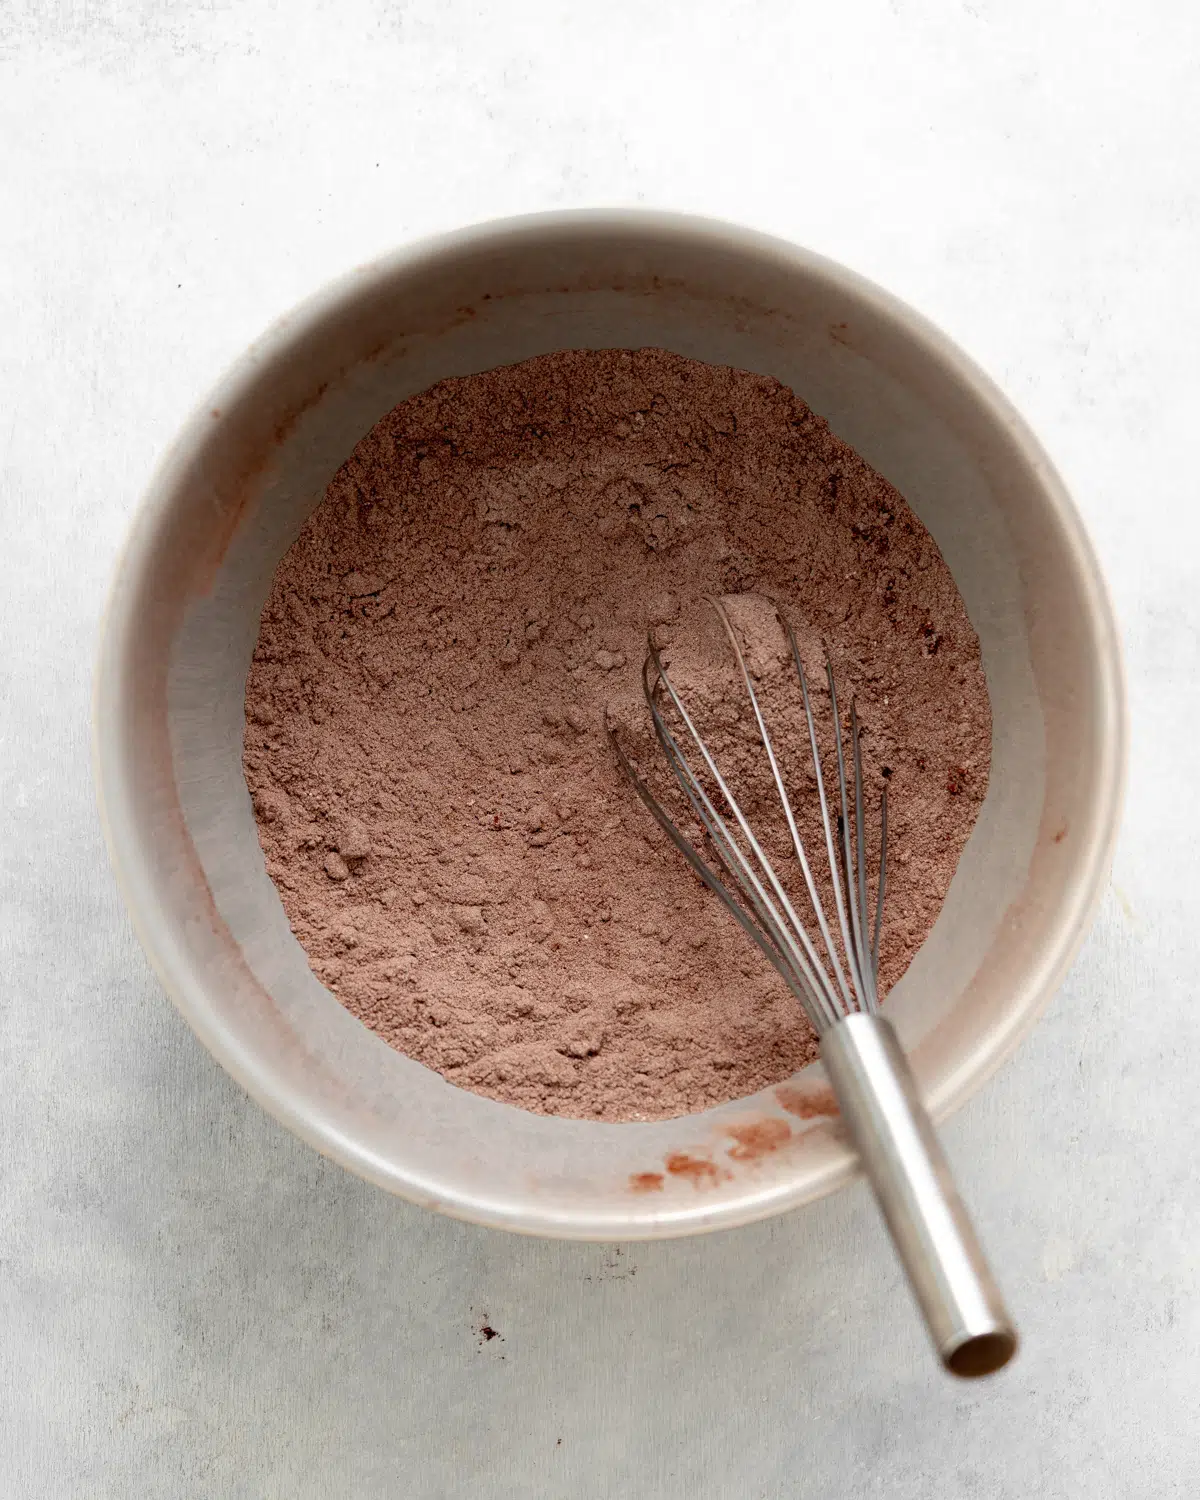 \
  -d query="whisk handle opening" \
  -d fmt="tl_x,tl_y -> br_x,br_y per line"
821,1012 -> 1017,1378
